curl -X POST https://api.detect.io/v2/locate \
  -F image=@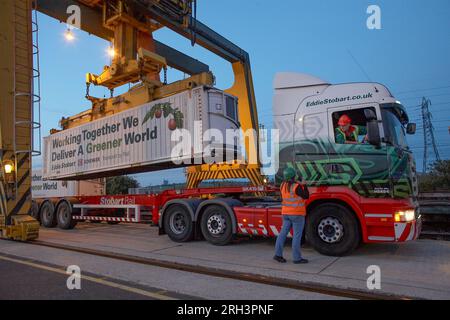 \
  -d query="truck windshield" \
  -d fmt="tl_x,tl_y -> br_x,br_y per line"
381,106 -> 409,150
